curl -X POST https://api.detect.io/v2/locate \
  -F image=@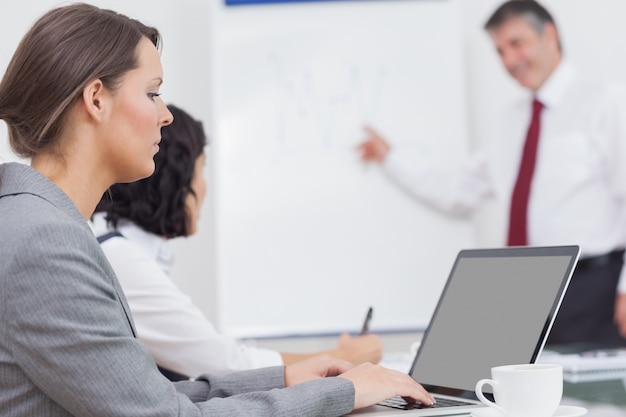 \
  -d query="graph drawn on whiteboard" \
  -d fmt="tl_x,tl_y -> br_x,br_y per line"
210,0 -> 473,338
270,53 -> 386,151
